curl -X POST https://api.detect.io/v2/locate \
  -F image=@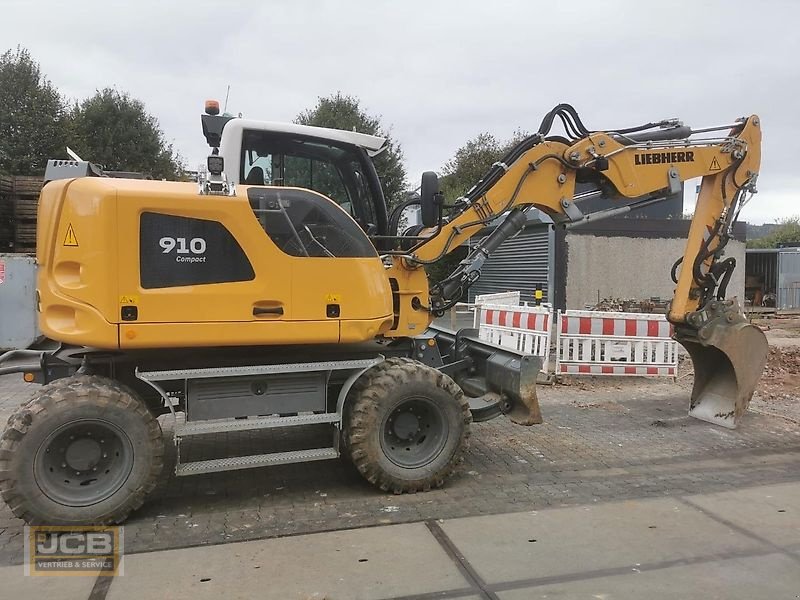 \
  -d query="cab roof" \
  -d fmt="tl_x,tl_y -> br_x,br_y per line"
222,118 -> 388,157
